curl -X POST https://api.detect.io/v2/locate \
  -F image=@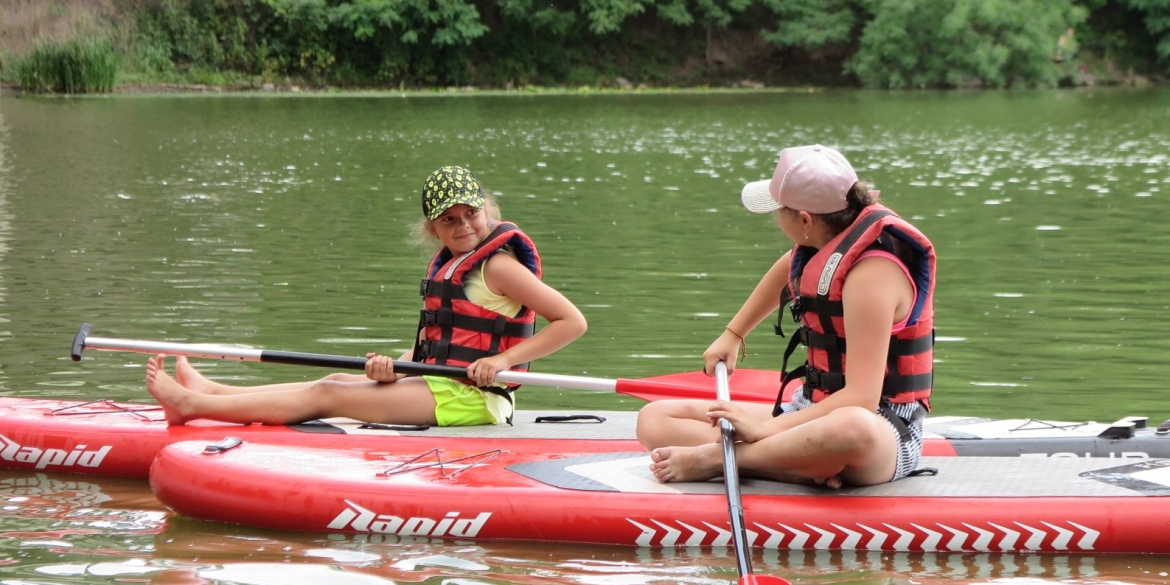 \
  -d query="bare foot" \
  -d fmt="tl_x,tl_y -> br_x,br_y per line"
649,444 -> 723,483
145,355 -> 199,426
813,475 -> 842,489
174,356 -> 216,393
